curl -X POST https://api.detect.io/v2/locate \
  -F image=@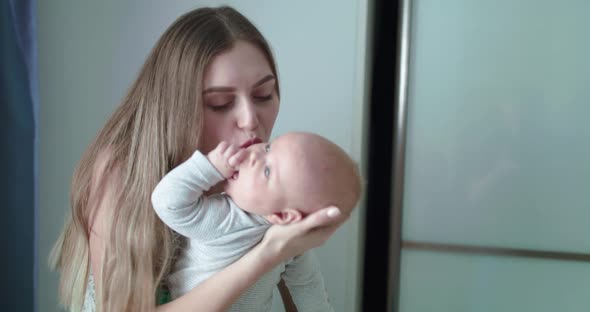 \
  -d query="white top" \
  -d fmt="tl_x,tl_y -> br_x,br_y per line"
151,151 -> 333,311
82,274 -> 96,312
